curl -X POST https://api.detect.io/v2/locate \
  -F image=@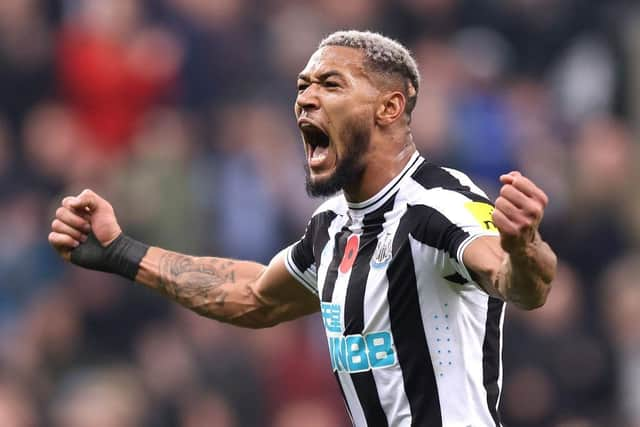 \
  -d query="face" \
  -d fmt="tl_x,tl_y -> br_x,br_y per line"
295,46 -> 381,197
